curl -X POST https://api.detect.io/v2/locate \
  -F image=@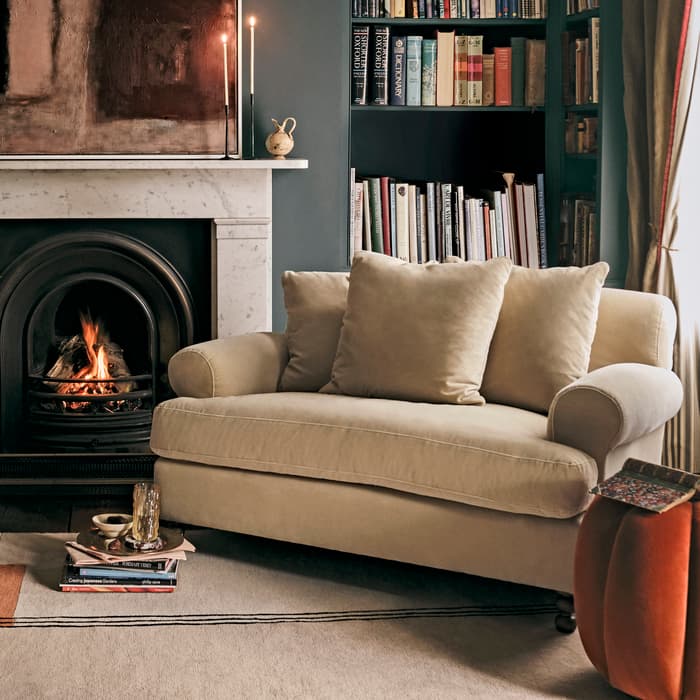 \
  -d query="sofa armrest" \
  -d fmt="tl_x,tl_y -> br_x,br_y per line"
547,363 -> 682,461
168,332 -> 289,398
